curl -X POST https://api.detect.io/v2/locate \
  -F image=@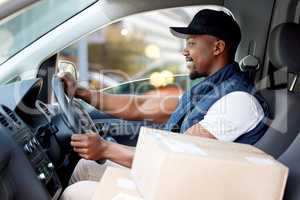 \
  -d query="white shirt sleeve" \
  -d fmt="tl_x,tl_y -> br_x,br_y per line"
198,91 -> 264,142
